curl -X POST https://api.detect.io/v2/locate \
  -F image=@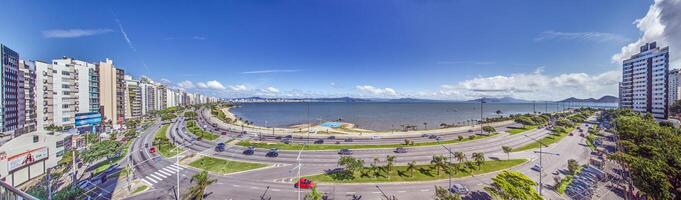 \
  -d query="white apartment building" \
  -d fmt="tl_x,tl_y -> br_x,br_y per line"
619,42 -> 670,119
668,69 -> 681,106
51,57 -> 98,127
35,61 -> 54,131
